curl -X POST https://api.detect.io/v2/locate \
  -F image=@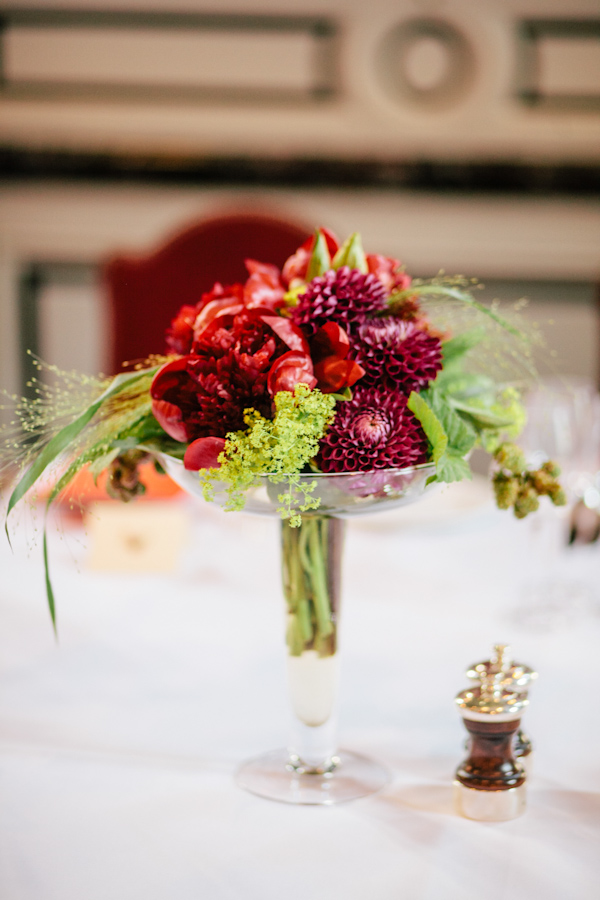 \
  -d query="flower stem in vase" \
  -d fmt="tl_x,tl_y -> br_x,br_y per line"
235,514 -> 390,805
283,516 -> 342,771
